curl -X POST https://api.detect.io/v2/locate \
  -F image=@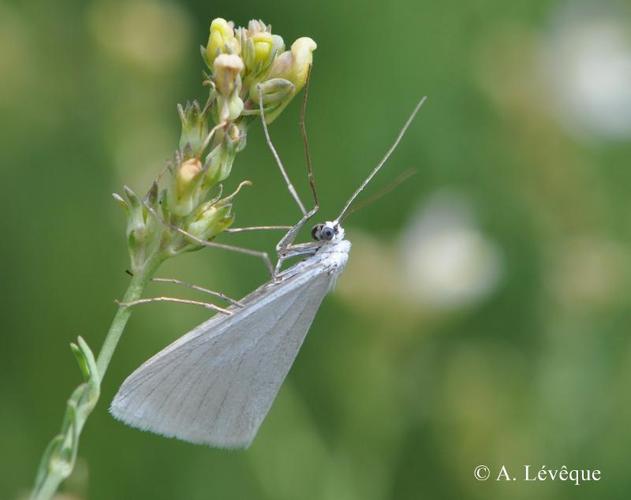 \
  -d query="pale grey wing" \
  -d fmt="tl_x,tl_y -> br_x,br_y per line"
110,268 -> 334,448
